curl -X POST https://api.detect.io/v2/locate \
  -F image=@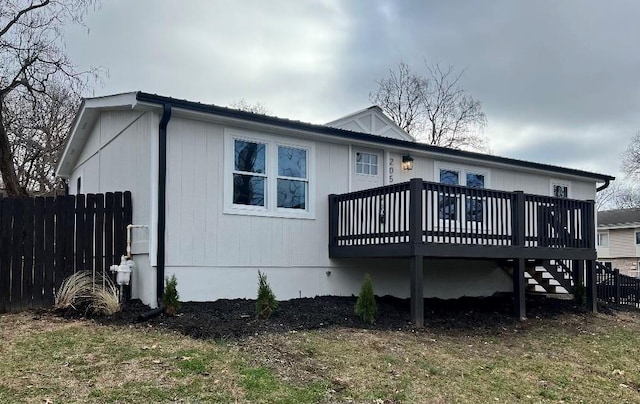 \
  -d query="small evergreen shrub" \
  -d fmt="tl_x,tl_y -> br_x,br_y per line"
163,274 -> 181,316
256,270 -> 277,319
355,273 -> 377,324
